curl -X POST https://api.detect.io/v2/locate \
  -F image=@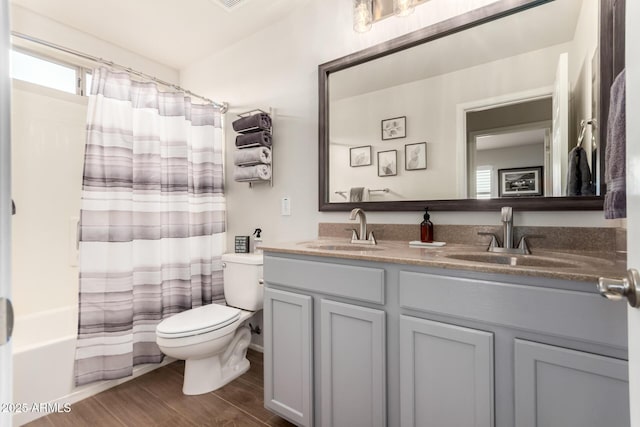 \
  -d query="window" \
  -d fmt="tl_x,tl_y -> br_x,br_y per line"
85,71 -> 93,95
476,166 -> 492,200
10,49 -> 92,96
